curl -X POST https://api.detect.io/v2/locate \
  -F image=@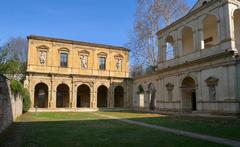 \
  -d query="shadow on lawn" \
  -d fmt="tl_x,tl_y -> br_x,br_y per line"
0,111 -> 239,147
0,117 -> 219,147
